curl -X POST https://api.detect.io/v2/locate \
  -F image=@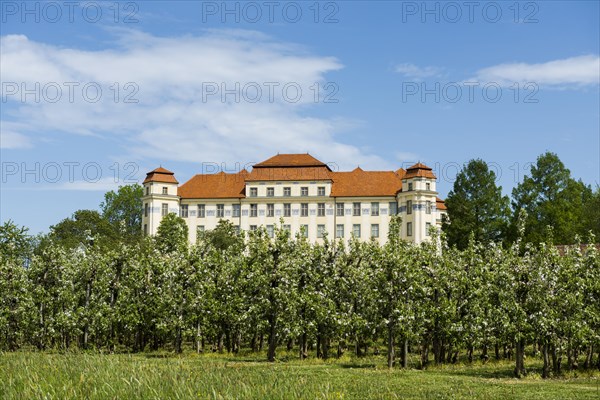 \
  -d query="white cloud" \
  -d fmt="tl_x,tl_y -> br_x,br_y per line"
0,124 -> 32,149
0,30 -> 391,170
395,63 -> 443,80
473,55 -> 600,87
